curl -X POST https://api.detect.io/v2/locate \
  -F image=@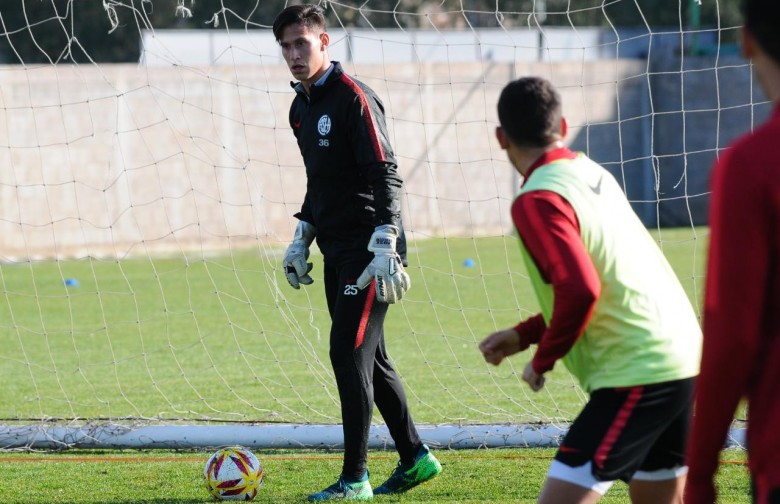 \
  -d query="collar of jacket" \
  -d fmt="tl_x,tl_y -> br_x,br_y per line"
290,61 -> 344,104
